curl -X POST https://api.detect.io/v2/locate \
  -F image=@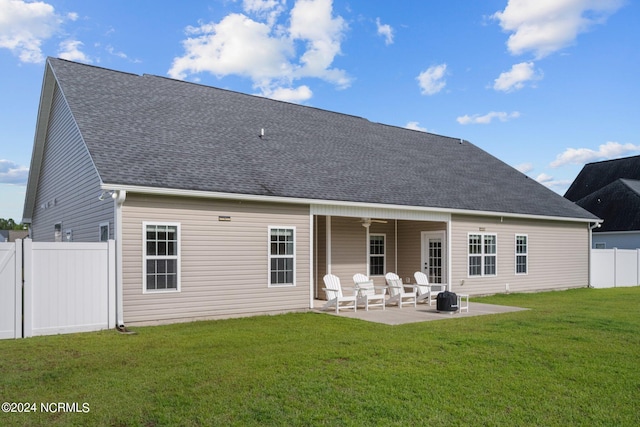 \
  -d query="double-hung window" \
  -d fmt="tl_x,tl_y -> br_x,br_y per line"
468,233 -> 497,277
369,234 -> 385,276
515,234 -> 528,274
144,223 -> 180,292
269,227 -> 295,286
